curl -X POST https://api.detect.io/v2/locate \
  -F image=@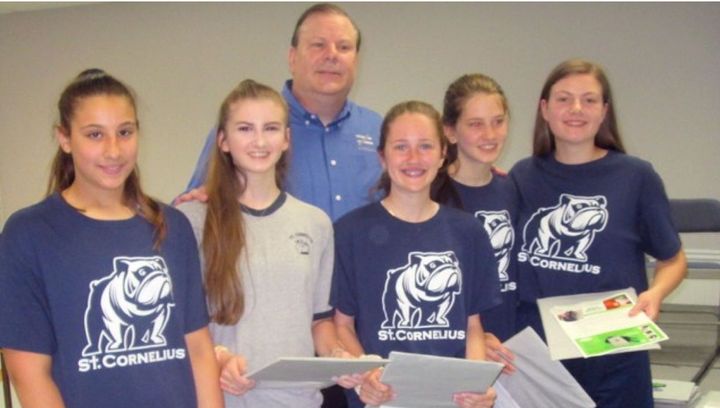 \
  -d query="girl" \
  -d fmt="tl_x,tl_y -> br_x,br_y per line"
0,69 -> 223,408
177,79 -> 353,408
510,59 -> 687,407
331,101 -> 500,408
433,73 -> 519,346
